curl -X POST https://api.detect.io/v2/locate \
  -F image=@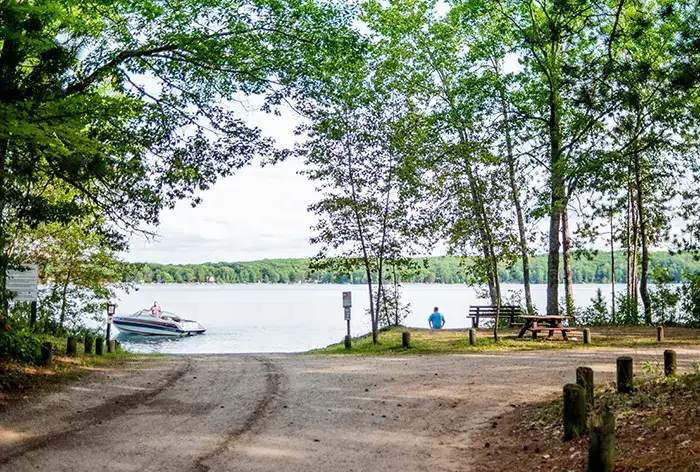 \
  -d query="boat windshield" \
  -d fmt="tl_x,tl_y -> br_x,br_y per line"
132,309 -> 178,319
